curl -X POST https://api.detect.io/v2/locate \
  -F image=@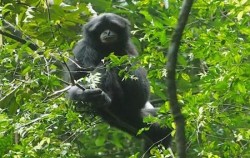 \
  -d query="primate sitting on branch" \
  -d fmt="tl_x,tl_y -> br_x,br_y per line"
66,13 -> 171,153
